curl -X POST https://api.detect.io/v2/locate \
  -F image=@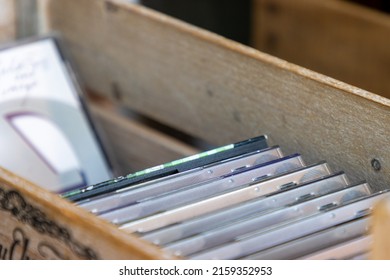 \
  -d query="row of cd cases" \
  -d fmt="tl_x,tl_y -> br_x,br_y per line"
67,136 -> 389,259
